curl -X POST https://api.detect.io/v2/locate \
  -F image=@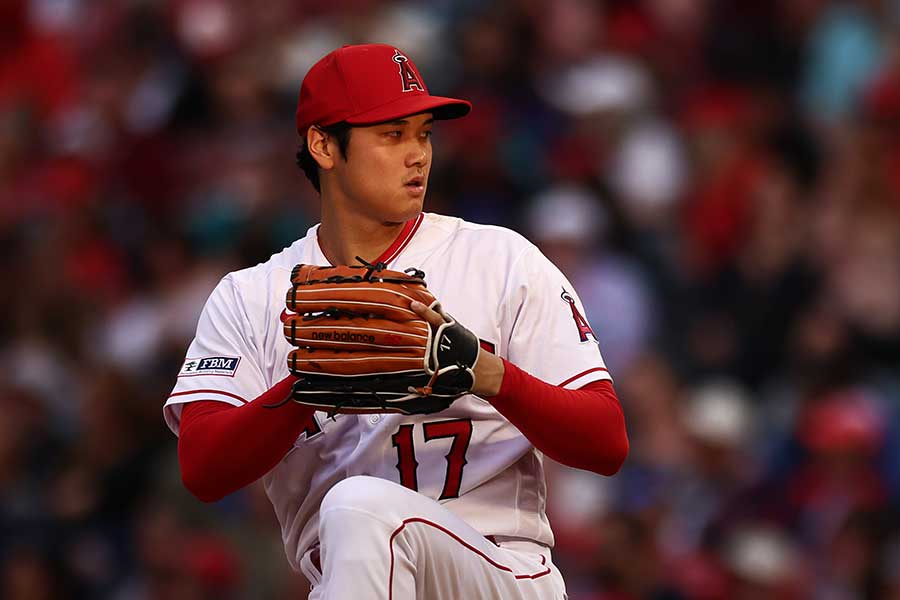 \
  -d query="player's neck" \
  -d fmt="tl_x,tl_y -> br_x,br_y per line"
318,205 -> 407,266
